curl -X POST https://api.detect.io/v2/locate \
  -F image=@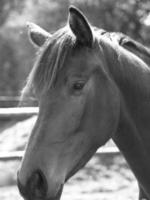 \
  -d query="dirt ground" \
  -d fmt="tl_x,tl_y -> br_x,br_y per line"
0,117 -> 139,200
